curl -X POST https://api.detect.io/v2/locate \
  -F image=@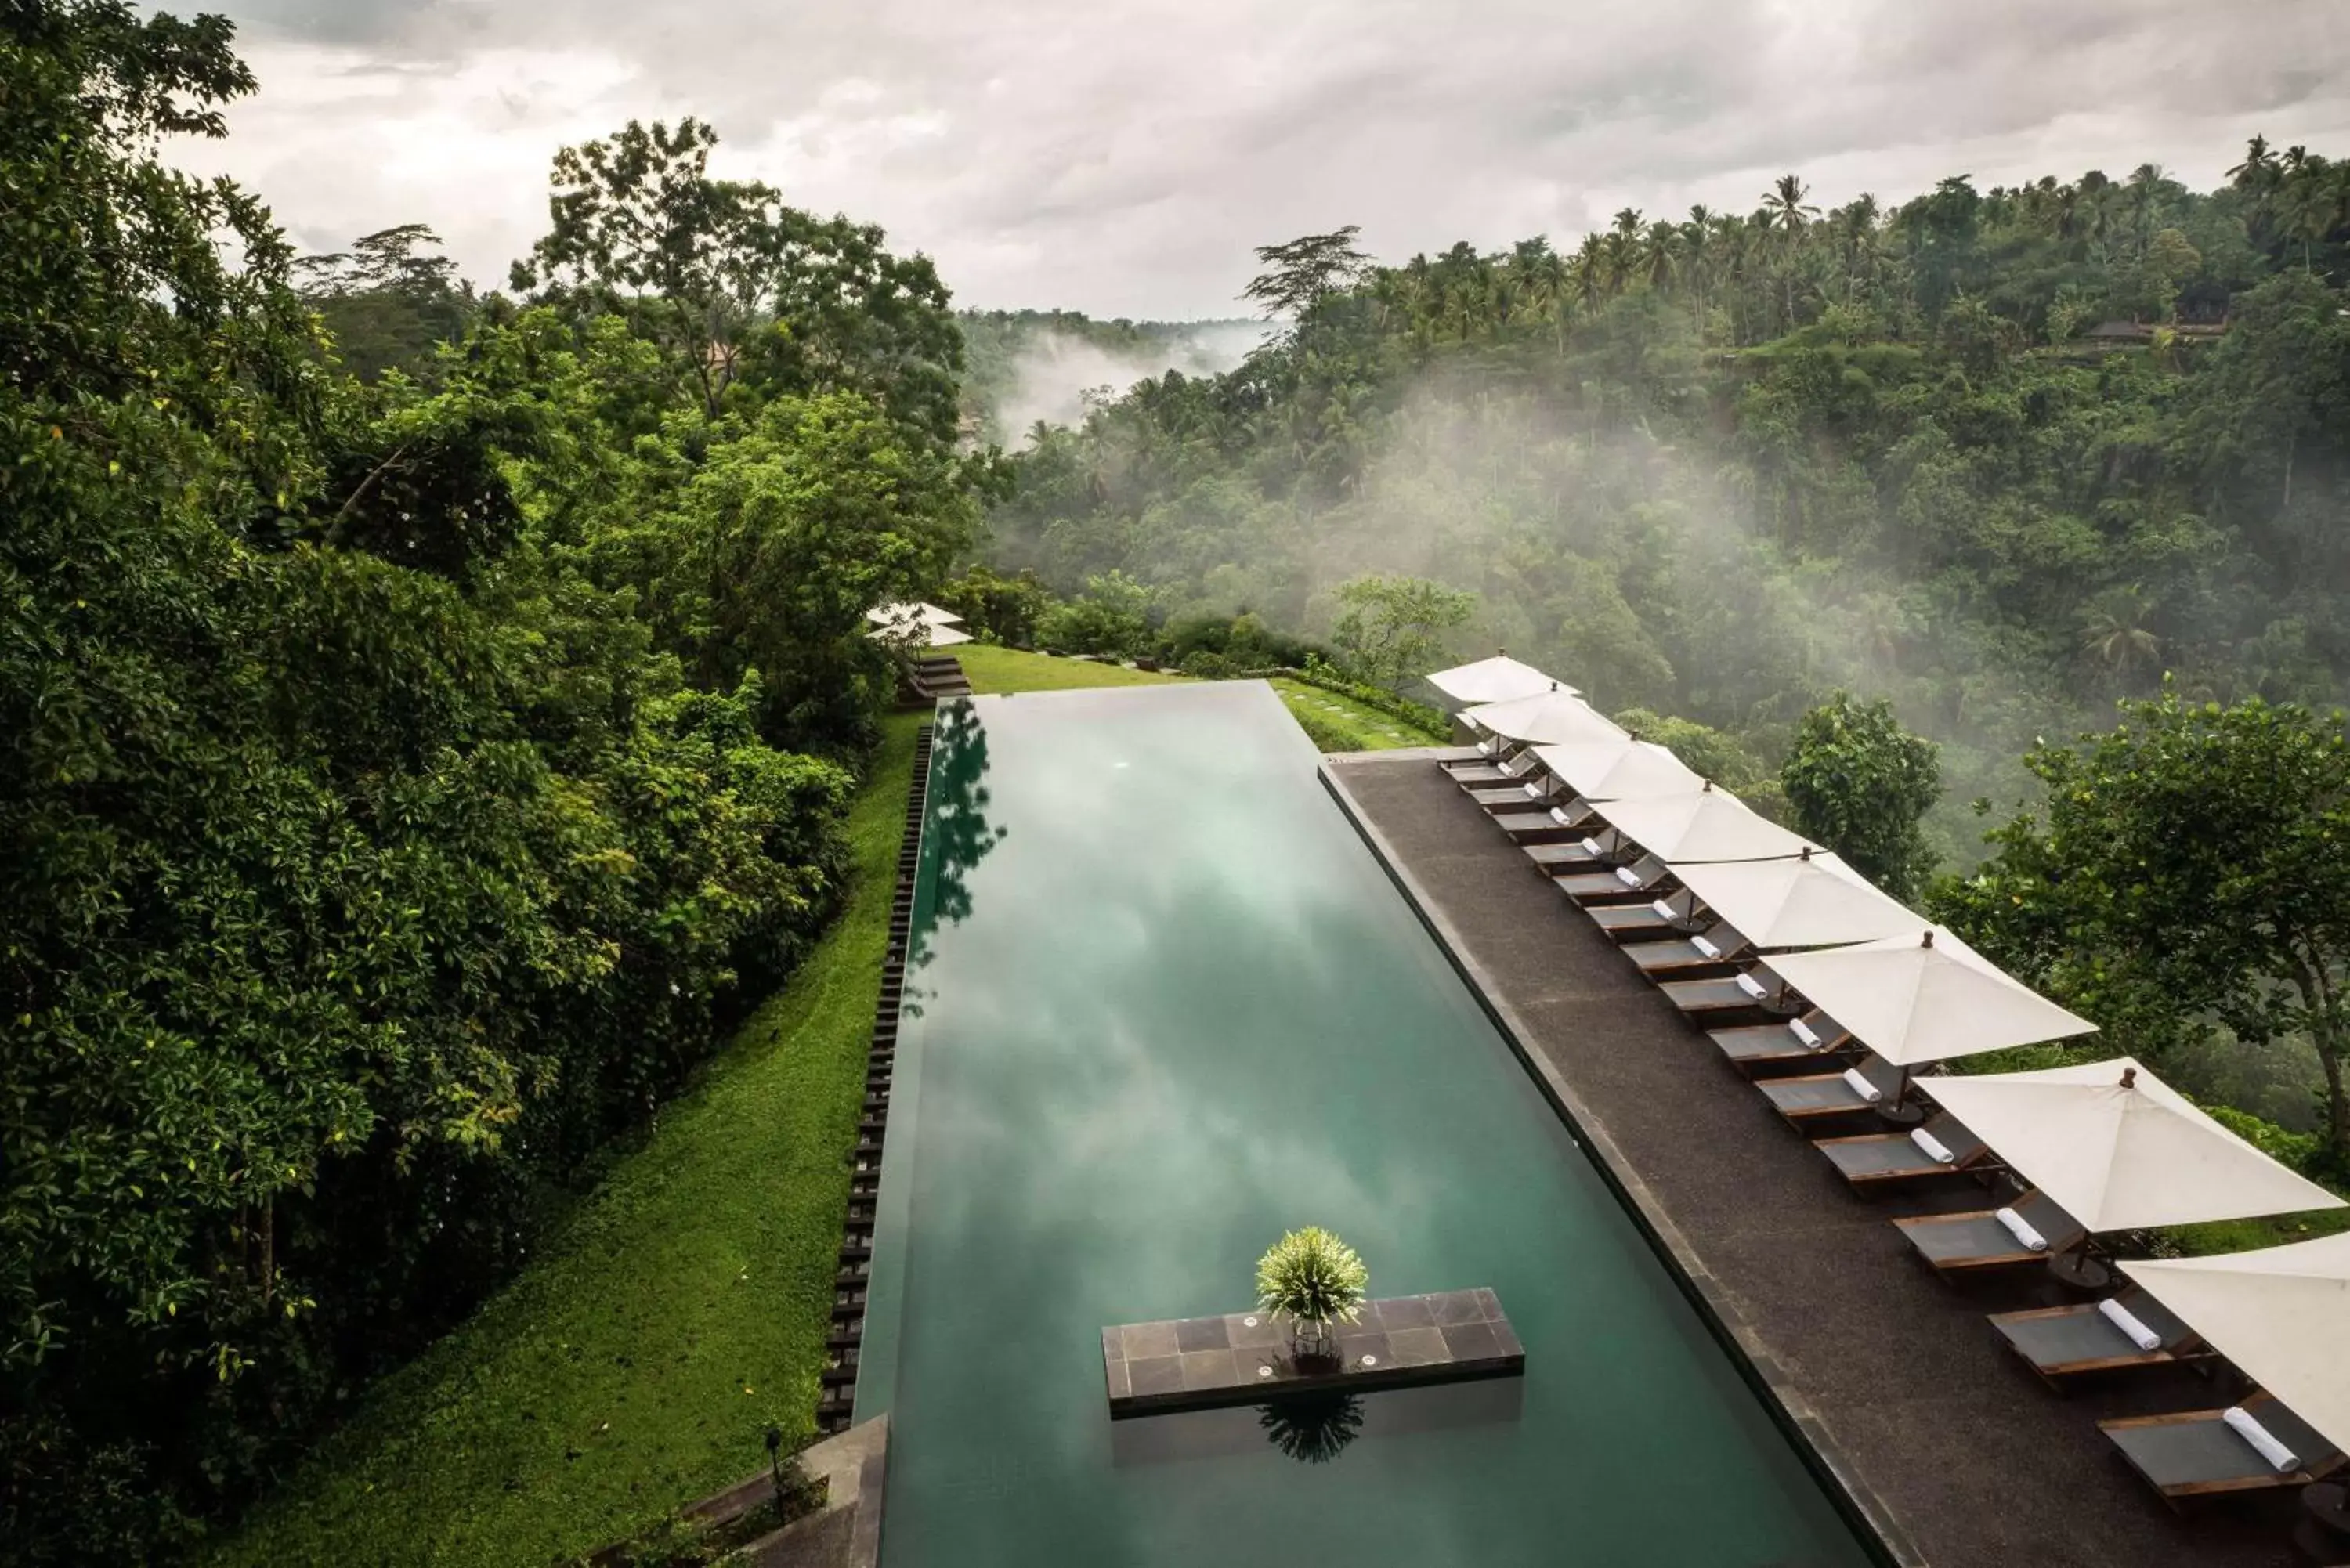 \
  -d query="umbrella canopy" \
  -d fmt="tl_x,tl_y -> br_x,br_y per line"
1927,1057 -> 2345,1231
865,600 -> 964,628
1426,656 -> 1578,706
1670,849 -> 1922,949
1461,688 -> 1623,746
1758,927 -> 2097,1067
2123,1231 -> 2350,1454
1593,786 -> 1820,864
866,602 -> 974,649
1529,738 -> 1705,802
